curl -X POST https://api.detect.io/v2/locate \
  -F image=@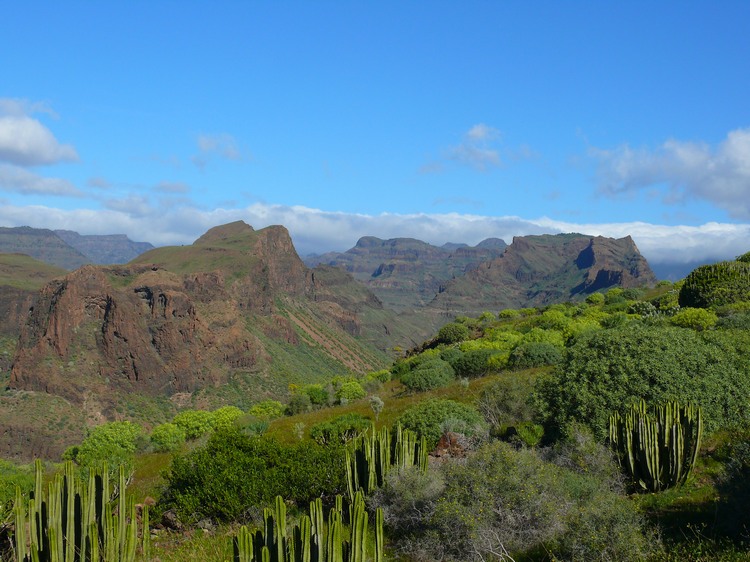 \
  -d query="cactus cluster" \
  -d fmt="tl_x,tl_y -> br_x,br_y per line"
609,400 -> 703,492
232,492 -> 383,562
345,425 -> 427,500
12,460 -> 148,562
